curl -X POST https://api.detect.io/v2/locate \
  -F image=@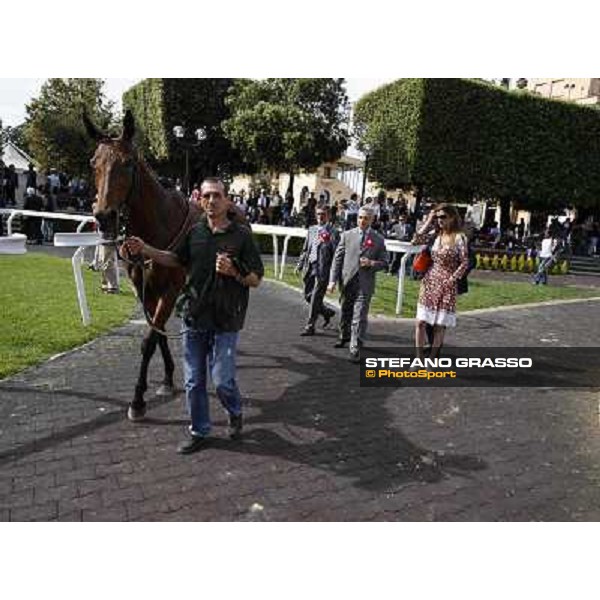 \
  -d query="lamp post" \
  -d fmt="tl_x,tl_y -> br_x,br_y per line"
361,153 -> 370,202
564,83 -> 576,101
173,125 -> 207,196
